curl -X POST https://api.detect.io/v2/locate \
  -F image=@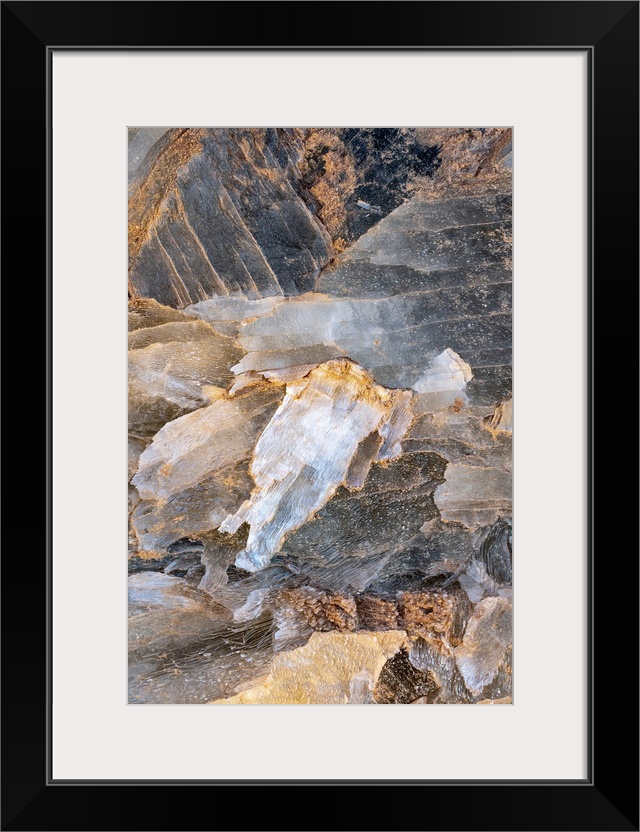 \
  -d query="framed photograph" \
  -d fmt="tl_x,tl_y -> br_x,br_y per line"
2,2 -> 637,830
